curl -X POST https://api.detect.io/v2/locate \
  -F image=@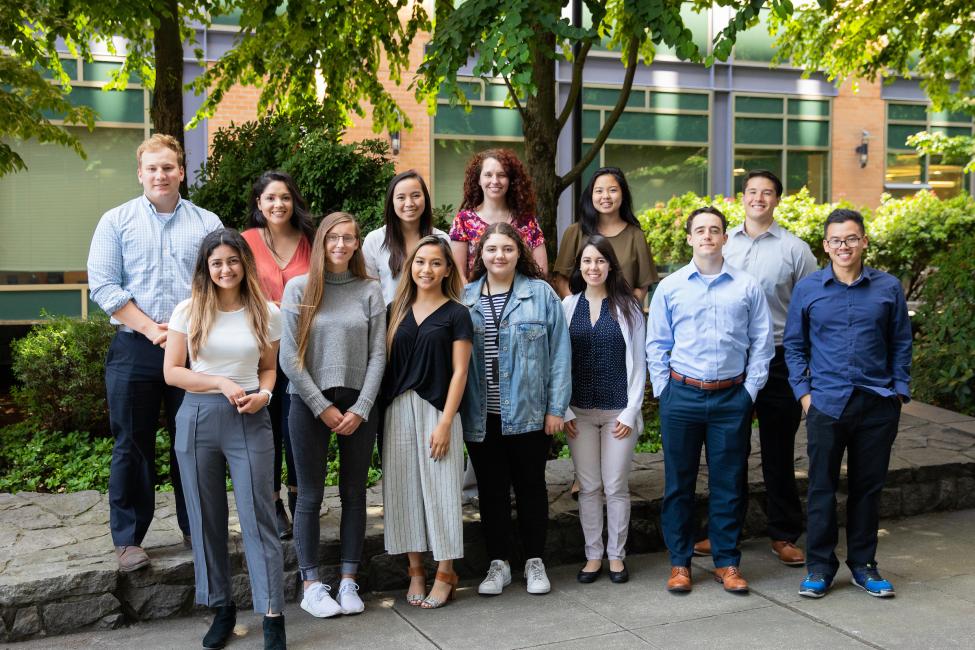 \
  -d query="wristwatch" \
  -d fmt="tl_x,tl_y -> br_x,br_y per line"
259,388 -> 273,408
